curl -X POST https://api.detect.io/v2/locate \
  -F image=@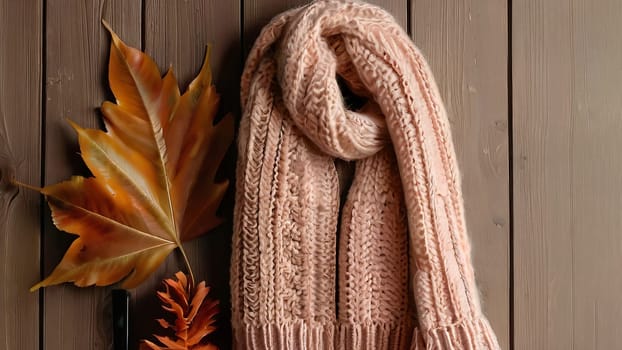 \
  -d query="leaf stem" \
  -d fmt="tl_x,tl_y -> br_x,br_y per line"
178,244 -> 195,287
11,179 -> 43,192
